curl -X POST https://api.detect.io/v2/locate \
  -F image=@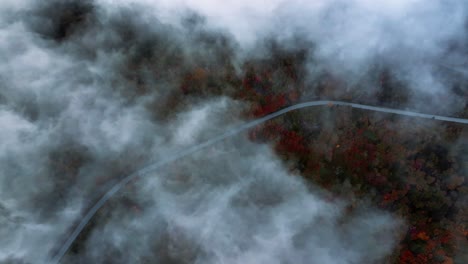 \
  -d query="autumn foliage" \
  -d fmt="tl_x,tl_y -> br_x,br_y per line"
239,59 -> 467,263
